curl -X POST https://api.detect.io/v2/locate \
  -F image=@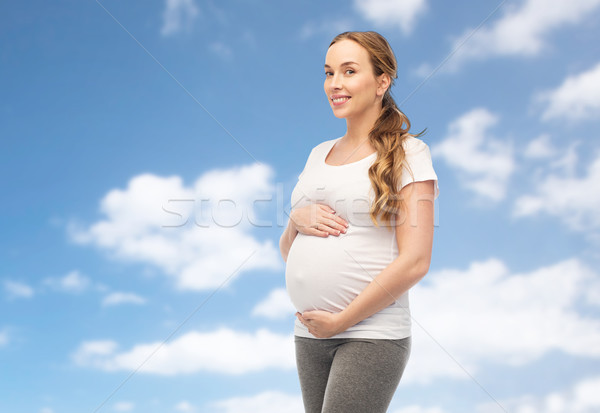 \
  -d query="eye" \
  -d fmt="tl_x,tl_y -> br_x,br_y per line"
324,71 -> 333,77
345,69 -> 355,75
